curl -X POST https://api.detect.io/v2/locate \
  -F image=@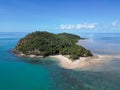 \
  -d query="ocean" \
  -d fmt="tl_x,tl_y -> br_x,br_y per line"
0,32 -> 120,90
